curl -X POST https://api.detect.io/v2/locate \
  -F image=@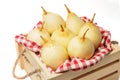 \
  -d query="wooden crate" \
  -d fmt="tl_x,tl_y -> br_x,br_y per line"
14,43 -> 120,80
